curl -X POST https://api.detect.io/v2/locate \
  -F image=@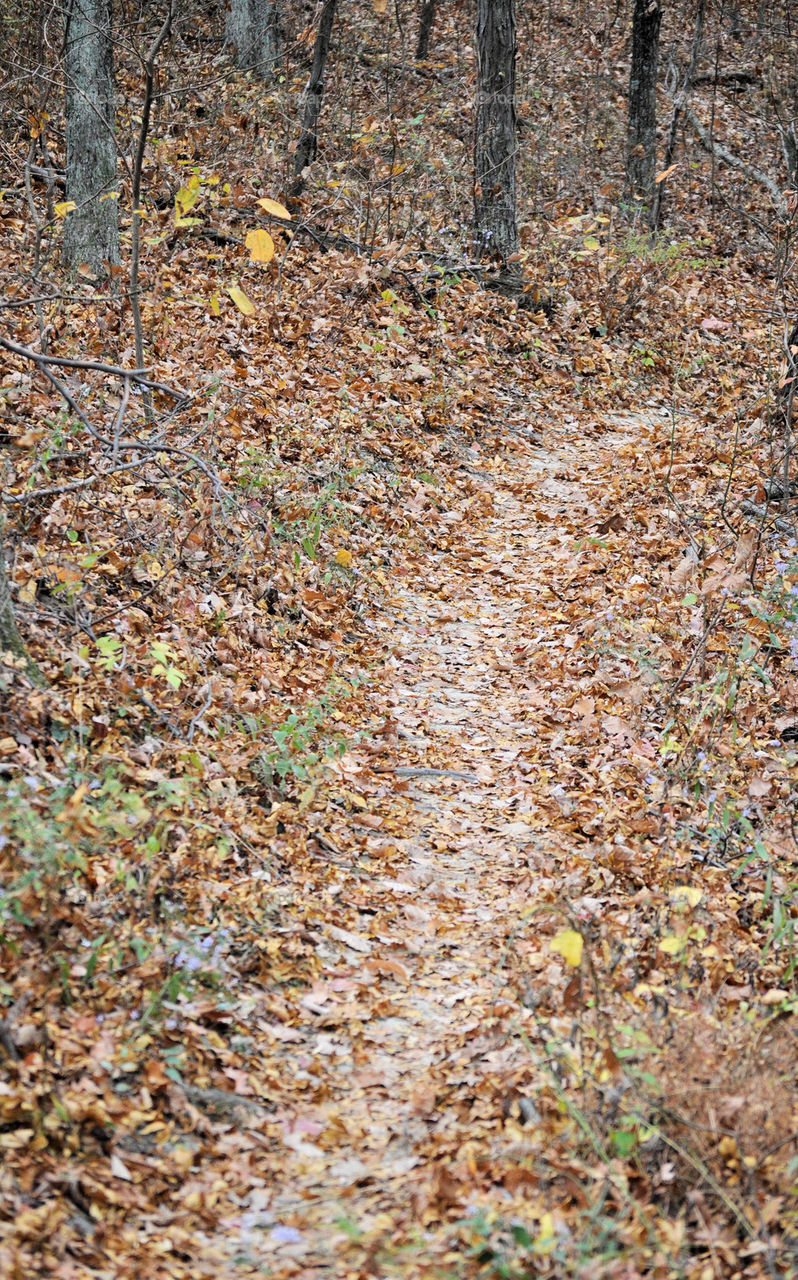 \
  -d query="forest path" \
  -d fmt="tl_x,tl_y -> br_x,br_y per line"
220,412 -> 645,1276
